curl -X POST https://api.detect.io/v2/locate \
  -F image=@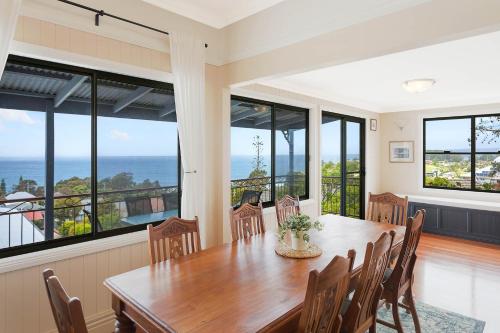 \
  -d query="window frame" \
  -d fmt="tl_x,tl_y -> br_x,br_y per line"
0,55 -> 180,258
230,95 -> 310,207
423,113 -> 500,193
